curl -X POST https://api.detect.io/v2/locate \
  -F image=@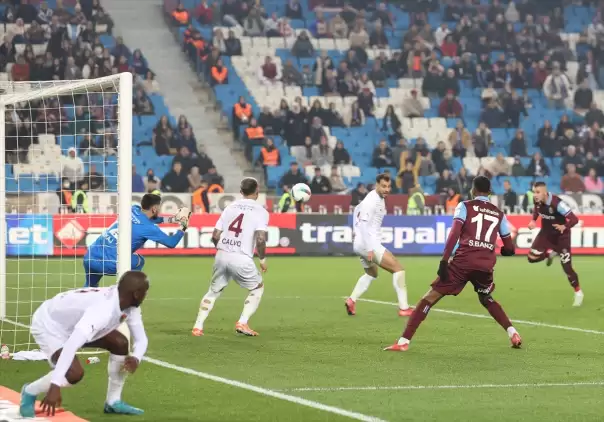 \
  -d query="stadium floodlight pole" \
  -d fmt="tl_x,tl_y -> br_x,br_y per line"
0,101 -> 5,320
117,72 -> 133,277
